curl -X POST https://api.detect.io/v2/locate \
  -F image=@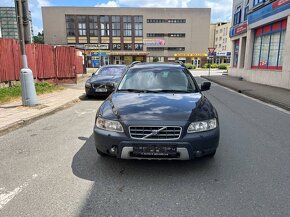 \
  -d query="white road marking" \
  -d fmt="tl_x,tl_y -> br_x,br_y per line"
0,174 -> 38,210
